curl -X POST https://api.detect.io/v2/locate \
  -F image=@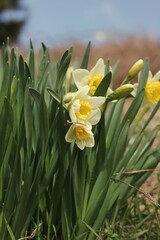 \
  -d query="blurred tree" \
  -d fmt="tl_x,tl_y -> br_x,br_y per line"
0,0 -> 27,45
0,0 -> 18,9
